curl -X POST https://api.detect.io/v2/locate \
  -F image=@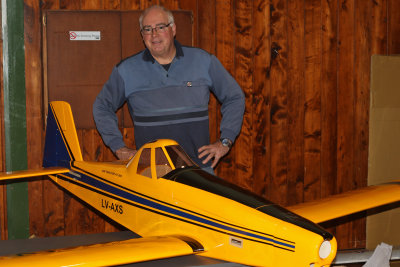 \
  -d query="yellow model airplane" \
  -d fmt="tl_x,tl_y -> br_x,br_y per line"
0,101 -> 400,266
